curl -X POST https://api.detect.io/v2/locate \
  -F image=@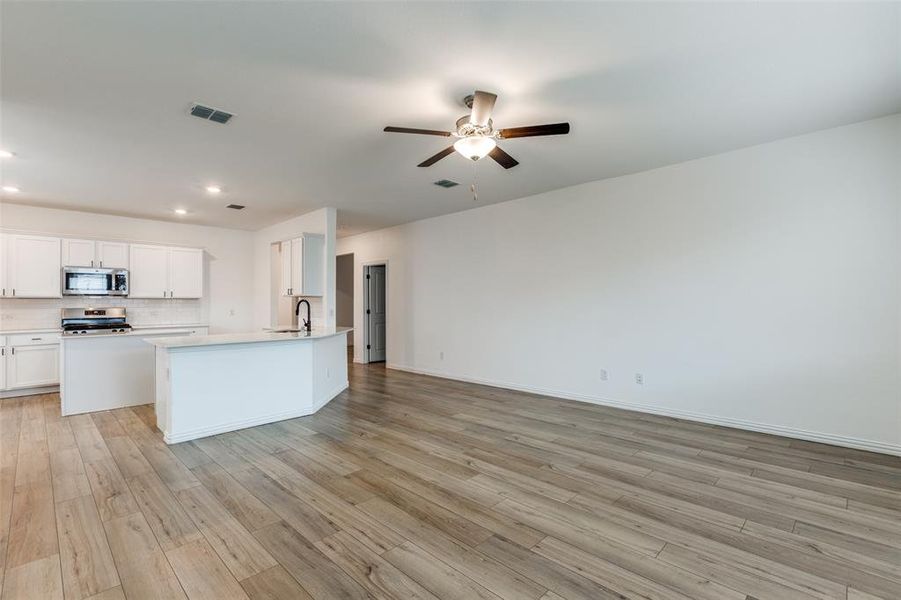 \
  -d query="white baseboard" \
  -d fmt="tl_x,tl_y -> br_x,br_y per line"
162,381 -> 348,444
387,363 -> 901,457
1,385 -> 59,399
